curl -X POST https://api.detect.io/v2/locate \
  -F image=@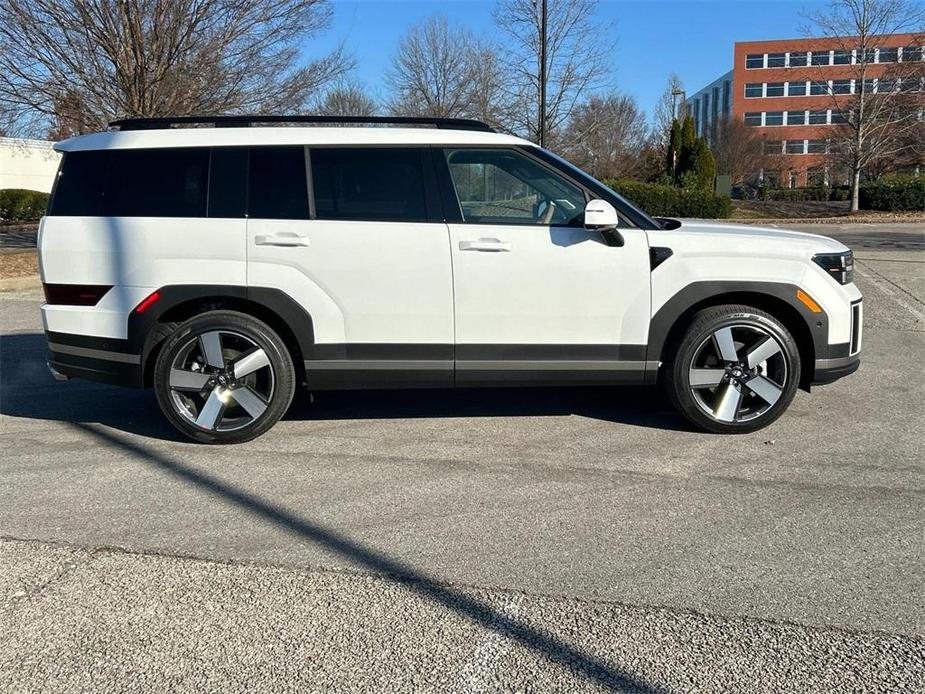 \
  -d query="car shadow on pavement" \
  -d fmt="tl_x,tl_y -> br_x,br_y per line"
66,420 -> 666,693
1,332 -> 692,442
